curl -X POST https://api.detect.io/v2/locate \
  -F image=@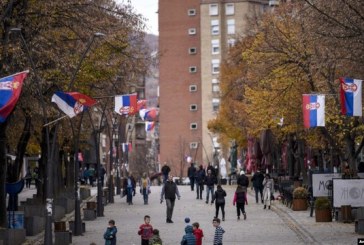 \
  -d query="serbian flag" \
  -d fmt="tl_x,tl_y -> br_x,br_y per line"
302,94 -> 325,128
122,143 -> 132,153
137,99 -> 147,112
145,121 -> 155,131
51,91 -> 96,118
139,108 -> 158,121
114,94 -> 137,115
0,71 -> 29,123
340,77 -> 362,117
